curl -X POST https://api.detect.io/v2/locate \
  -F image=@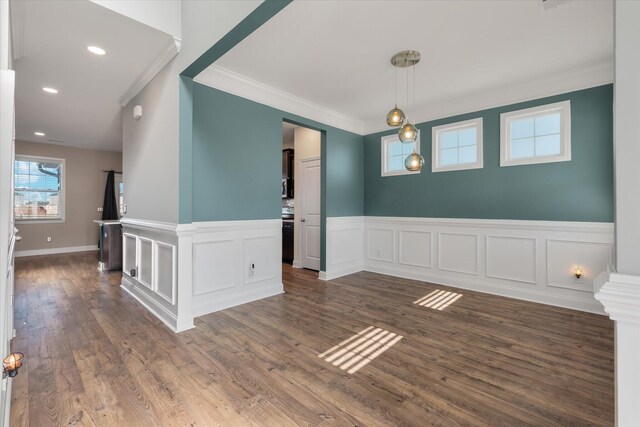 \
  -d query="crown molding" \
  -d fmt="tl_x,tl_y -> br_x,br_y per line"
10,0 -> 25,62
362,60 -> 614,135
193,59 -> 612,137
193,65 -> 365,135
118,37 -> 181,107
